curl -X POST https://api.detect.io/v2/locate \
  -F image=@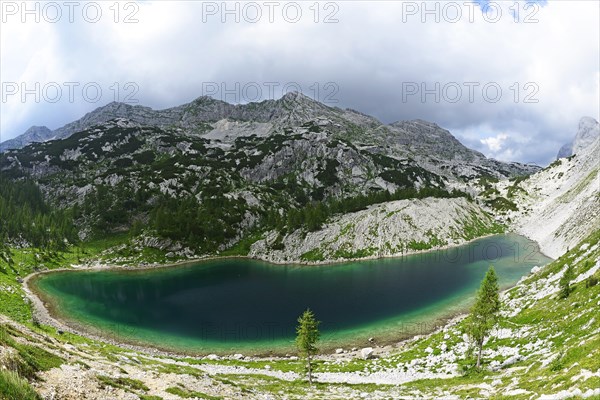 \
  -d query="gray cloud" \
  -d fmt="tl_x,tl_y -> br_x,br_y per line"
1,0 -> 598,165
